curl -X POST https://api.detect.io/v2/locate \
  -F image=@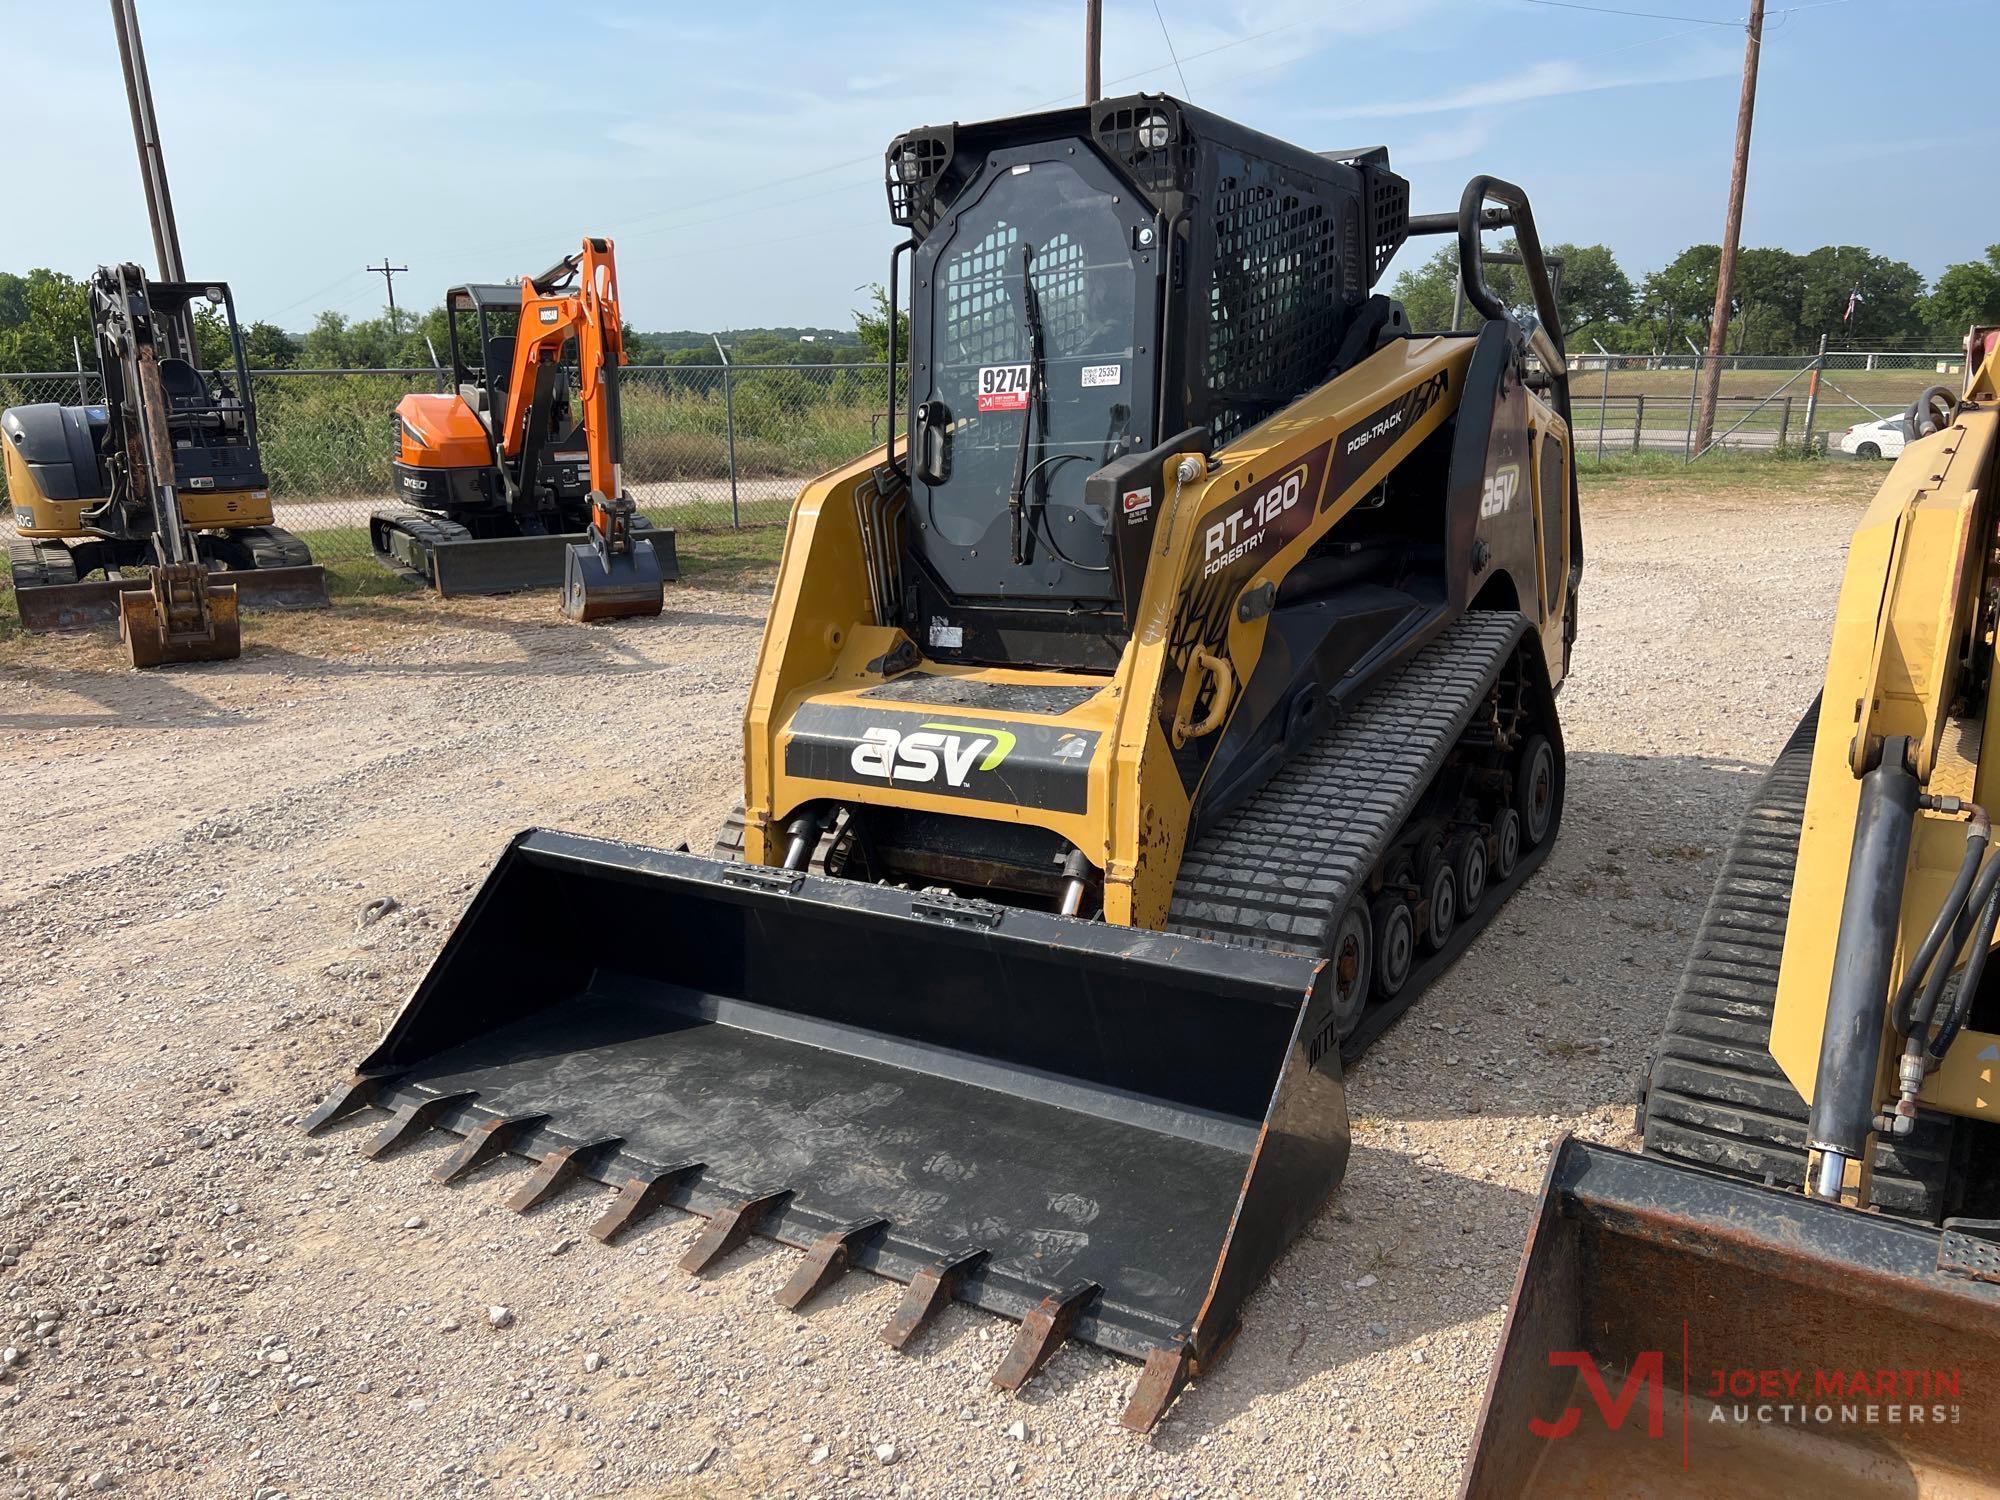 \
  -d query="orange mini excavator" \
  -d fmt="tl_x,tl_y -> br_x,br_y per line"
373,237 -> 674,618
